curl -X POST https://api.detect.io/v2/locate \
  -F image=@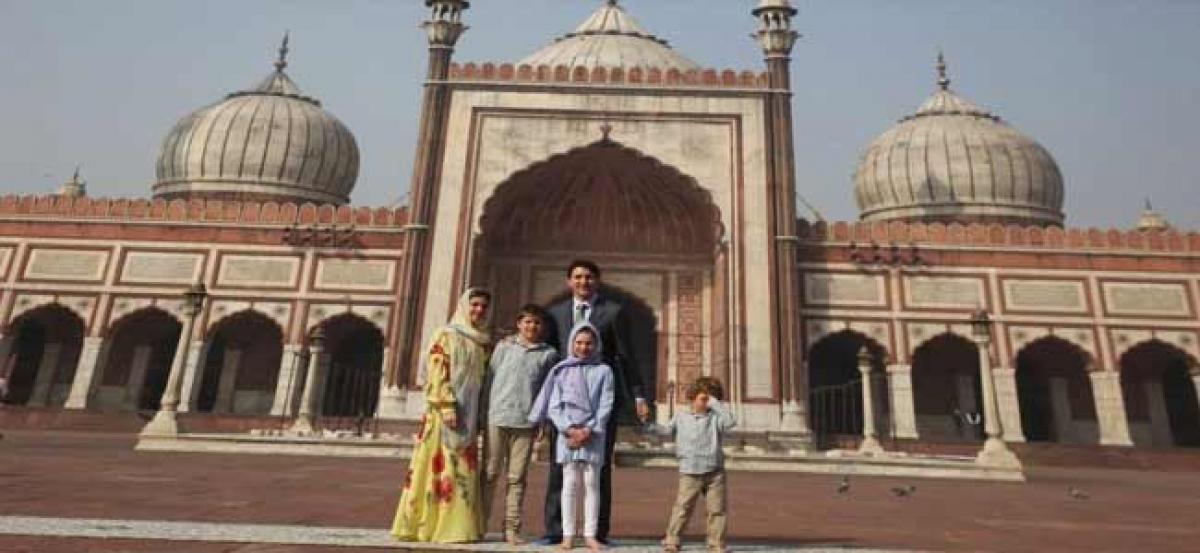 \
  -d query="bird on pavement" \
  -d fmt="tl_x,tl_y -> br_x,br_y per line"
890,484 -> 916,497
836,476 -> 851,494
1067,486 -> 1089,500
